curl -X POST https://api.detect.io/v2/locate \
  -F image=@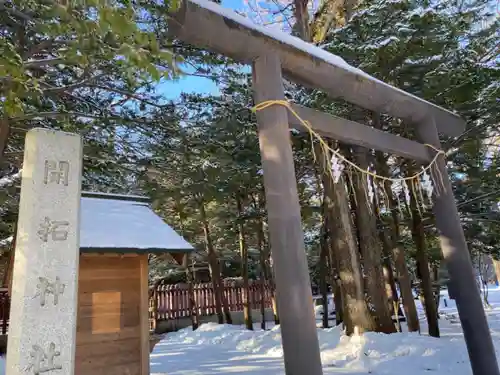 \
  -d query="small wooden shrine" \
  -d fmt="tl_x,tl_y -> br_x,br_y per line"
6,191 -> 194,375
